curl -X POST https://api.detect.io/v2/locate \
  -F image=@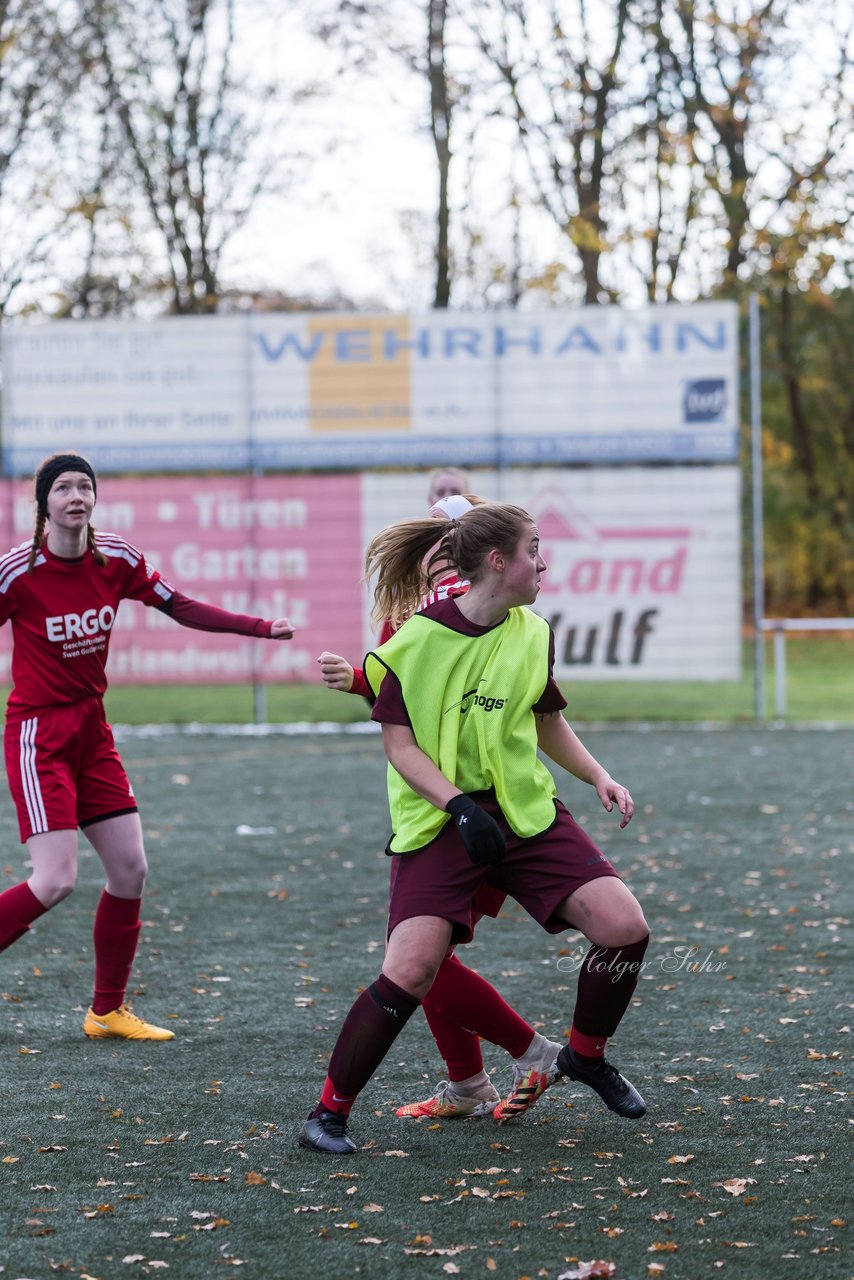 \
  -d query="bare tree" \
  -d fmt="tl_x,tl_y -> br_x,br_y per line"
428,0 -> 452,306
77,0 -> 302,314
462,0 -> 638,303
0,0 -> 83,312
642,0 -> 852,293
310,0 -> 468,308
